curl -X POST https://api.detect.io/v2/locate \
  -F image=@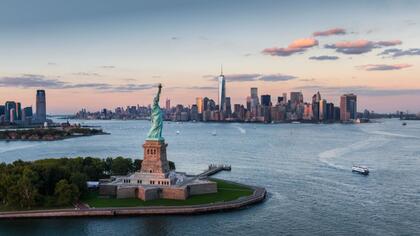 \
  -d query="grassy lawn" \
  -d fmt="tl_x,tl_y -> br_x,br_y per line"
82,179 -> 254,208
